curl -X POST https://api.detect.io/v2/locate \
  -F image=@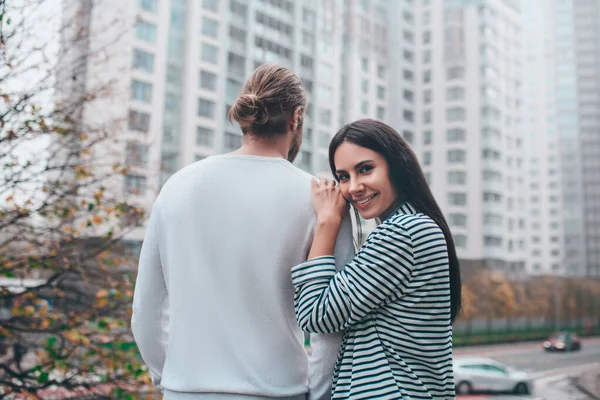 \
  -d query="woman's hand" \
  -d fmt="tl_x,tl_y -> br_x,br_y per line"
312,177 -> 348,223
